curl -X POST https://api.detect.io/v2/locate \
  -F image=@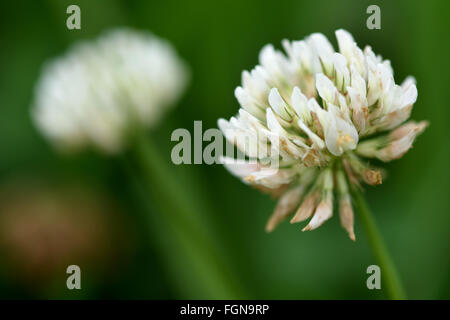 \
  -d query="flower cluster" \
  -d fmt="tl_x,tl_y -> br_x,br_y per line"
32,28 -> 188,153
219,29 -> 427,240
